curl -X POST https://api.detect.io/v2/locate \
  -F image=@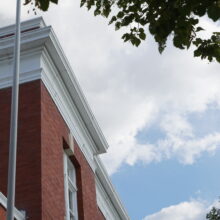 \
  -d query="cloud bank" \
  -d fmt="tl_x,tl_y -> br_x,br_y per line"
143,199 -> 220,220
1,0 -> 220,175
